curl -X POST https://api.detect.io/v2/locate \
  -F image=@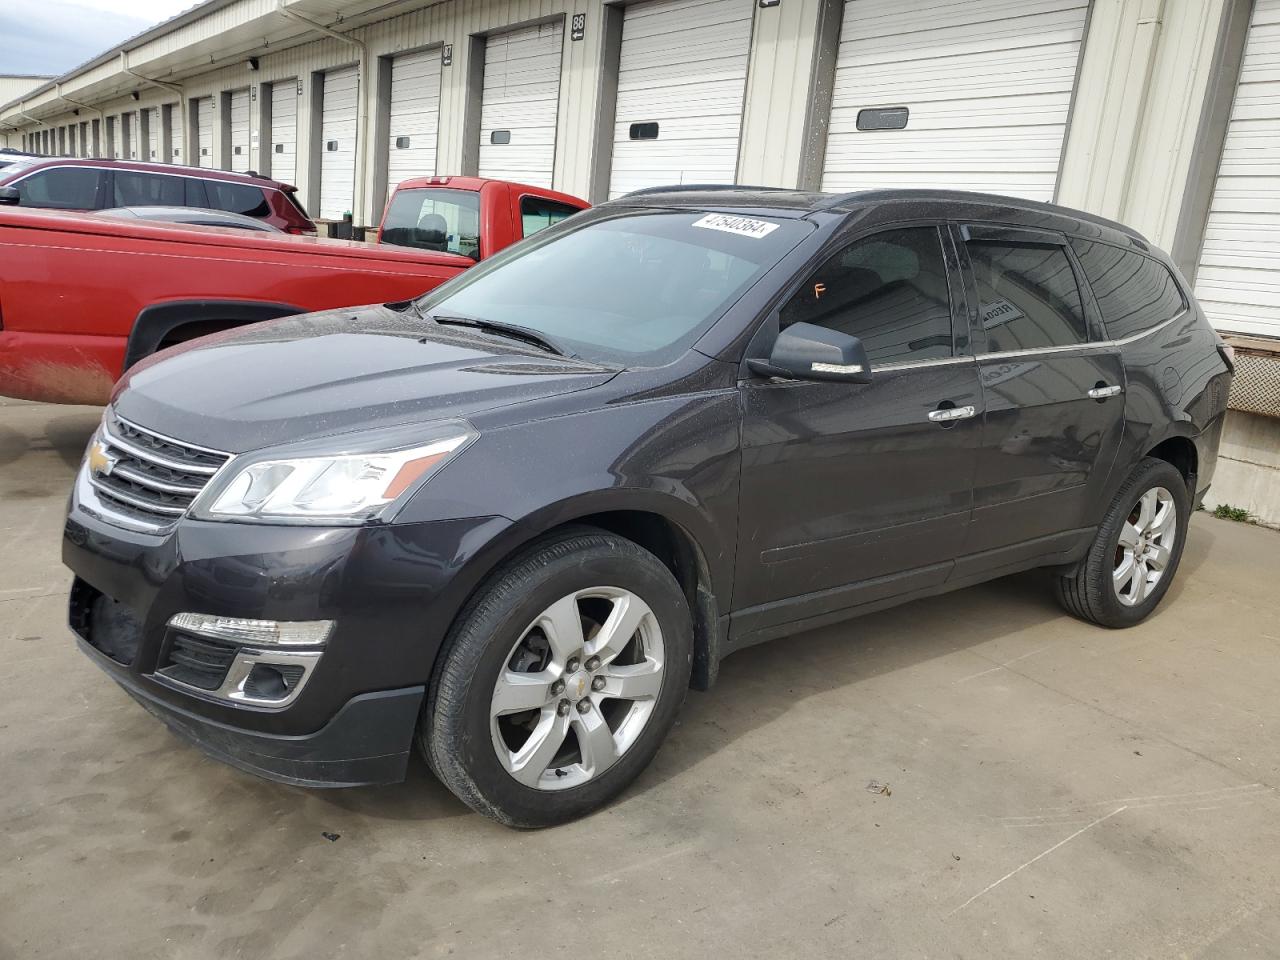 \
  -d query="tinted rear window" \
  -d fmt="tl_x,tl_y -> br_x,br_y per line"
205,180 -> 270,217
1070,239 -> 1186,340
382,188 -> 481,258
967,240 -> 1088,352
